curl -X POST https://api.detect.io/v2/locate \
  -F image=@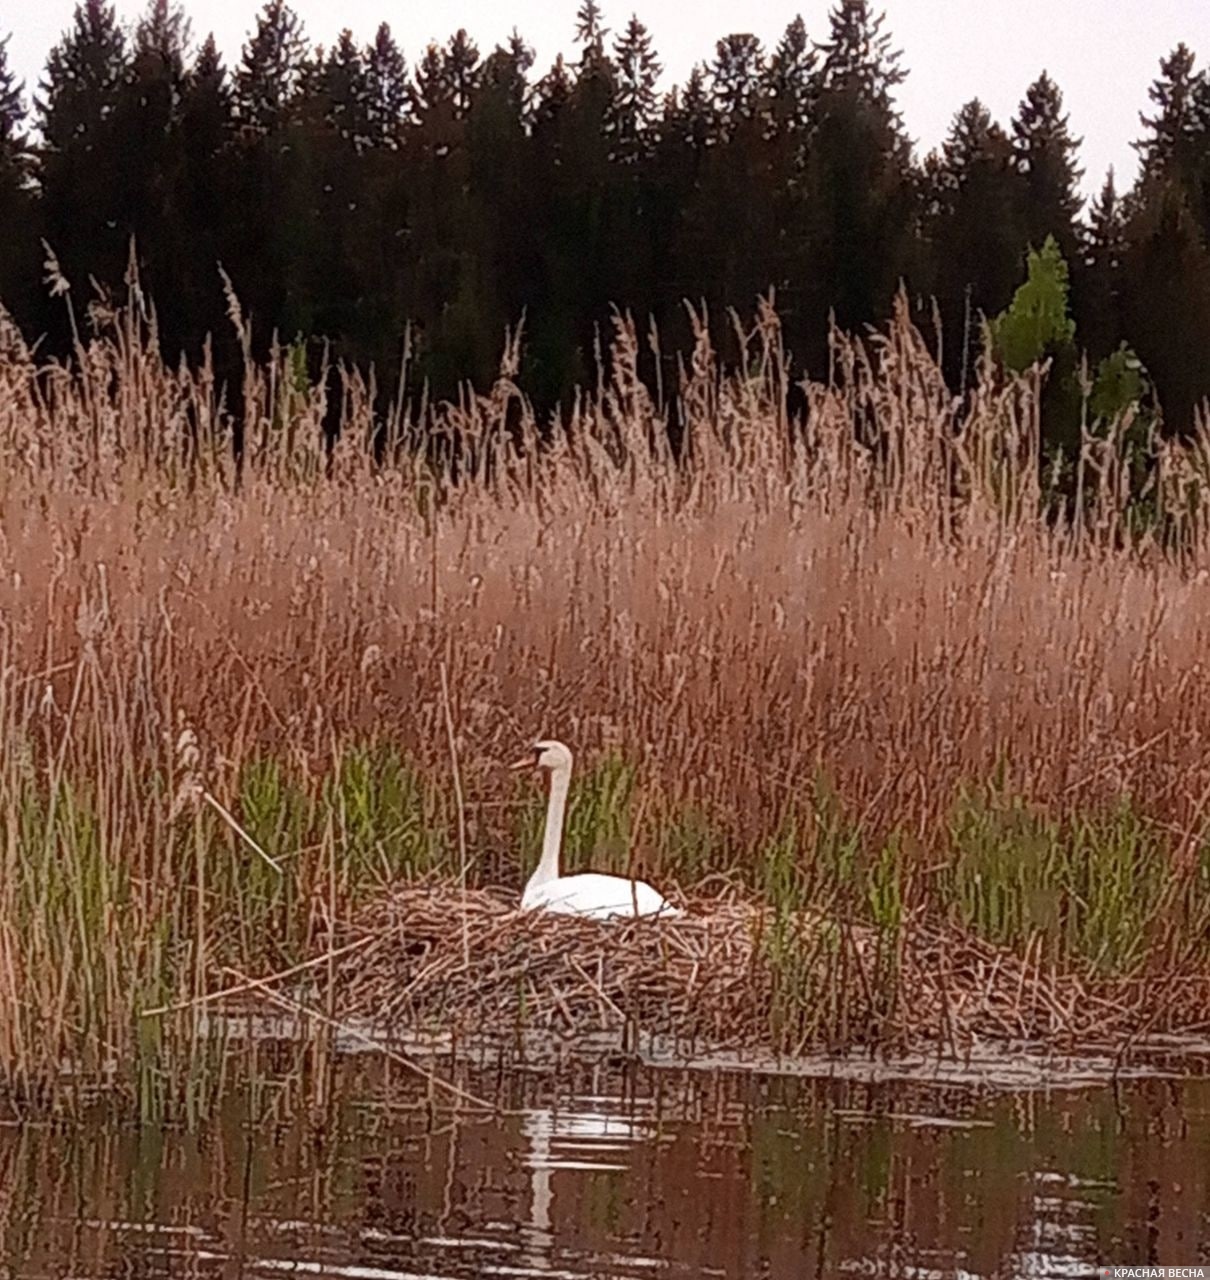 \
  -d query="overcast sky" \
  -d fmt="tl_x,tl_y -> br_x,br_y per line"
5,0 -> 1210,200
